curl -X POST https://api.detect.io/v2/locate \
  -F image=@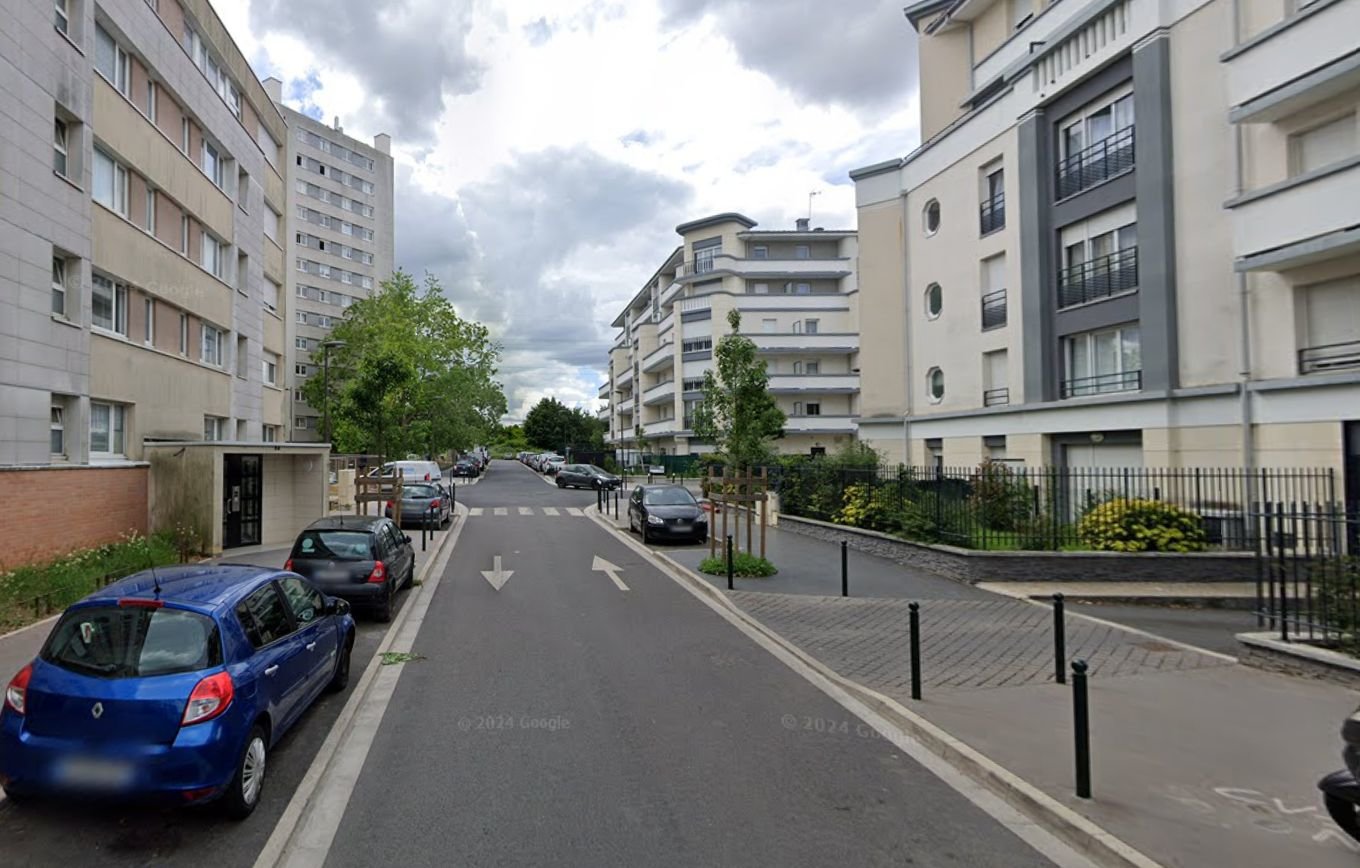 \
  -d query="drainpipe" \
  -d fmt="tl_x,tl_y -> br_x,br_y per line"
1229,49 -> 1257,508
901,186 -> 915,465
